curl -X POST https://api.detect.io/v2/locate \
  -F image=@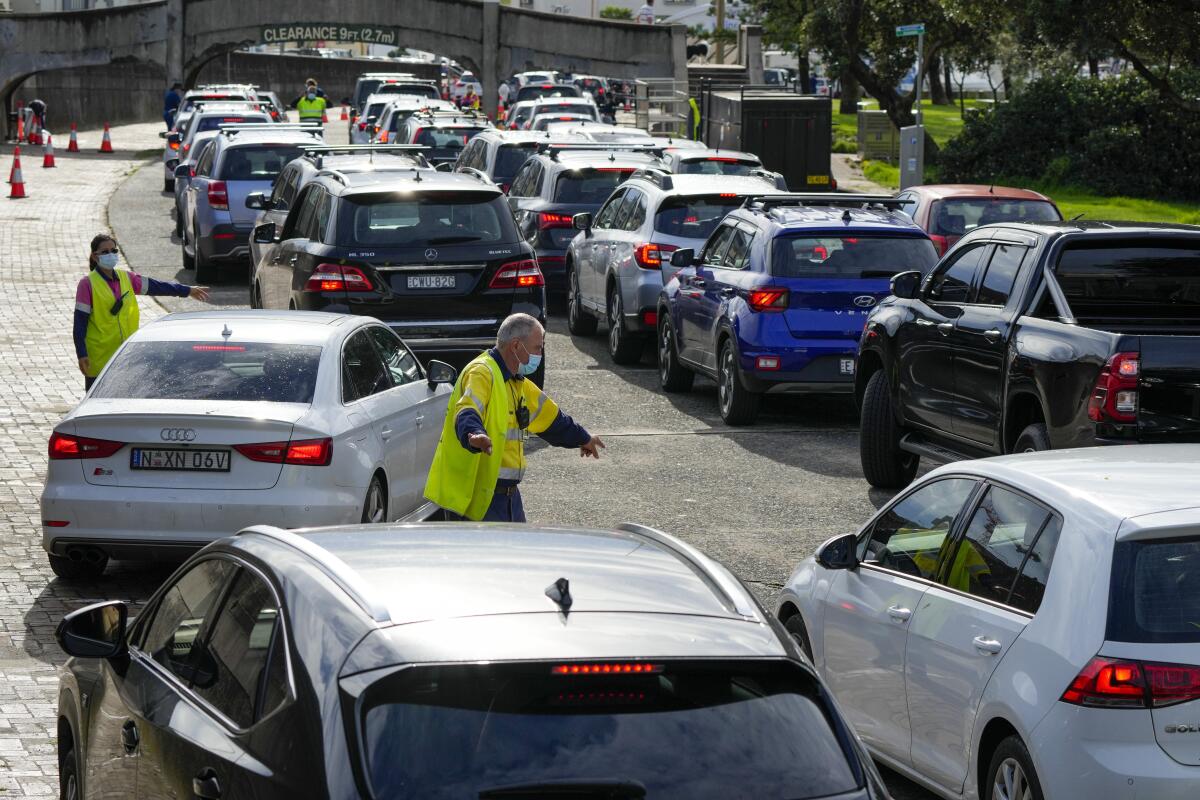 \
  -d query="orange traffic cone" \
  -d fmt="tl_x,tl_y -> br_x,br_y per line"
99,122 -> 114,153
67,123 -> 80,152
29,128 -> 41,146
7,145 -> 20,183
339,105 -> 348,121
321,109 -> 329,123
42,133 -> 56,168
15,113 -> 25,144
9,153 -> 26,199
